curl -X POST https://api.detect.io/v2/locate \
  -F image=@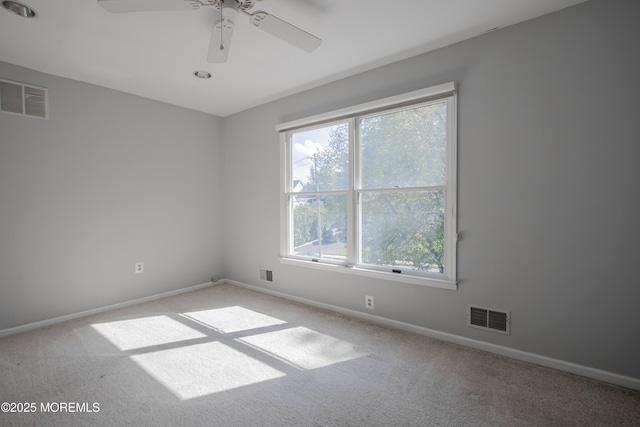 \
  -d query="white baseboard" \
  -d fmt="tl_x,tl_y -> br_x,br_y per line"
225,278 -> 640,392
0,280 -> 220,338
